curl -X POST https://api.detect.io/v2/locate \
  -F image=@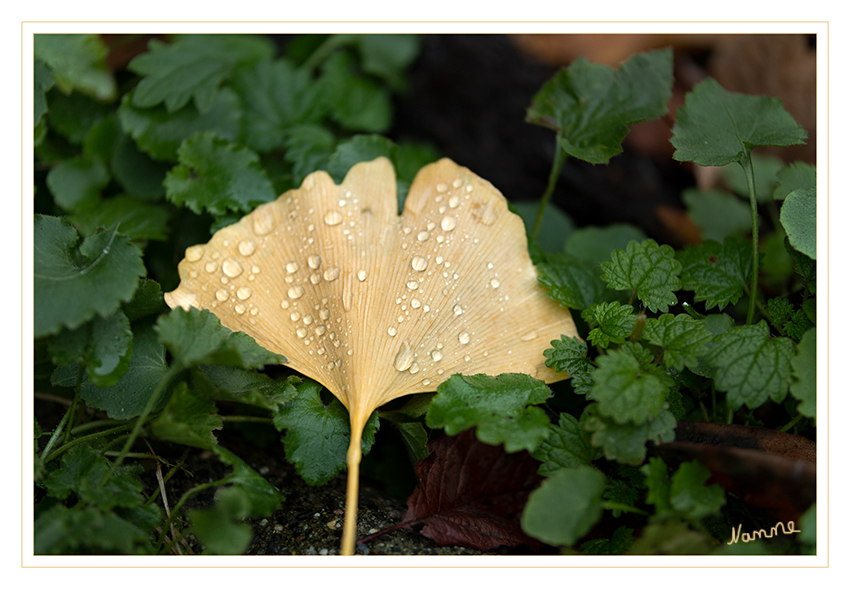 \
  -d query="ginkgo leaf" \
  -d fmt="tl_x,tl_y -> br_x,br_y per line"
164,157 -> 578,554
